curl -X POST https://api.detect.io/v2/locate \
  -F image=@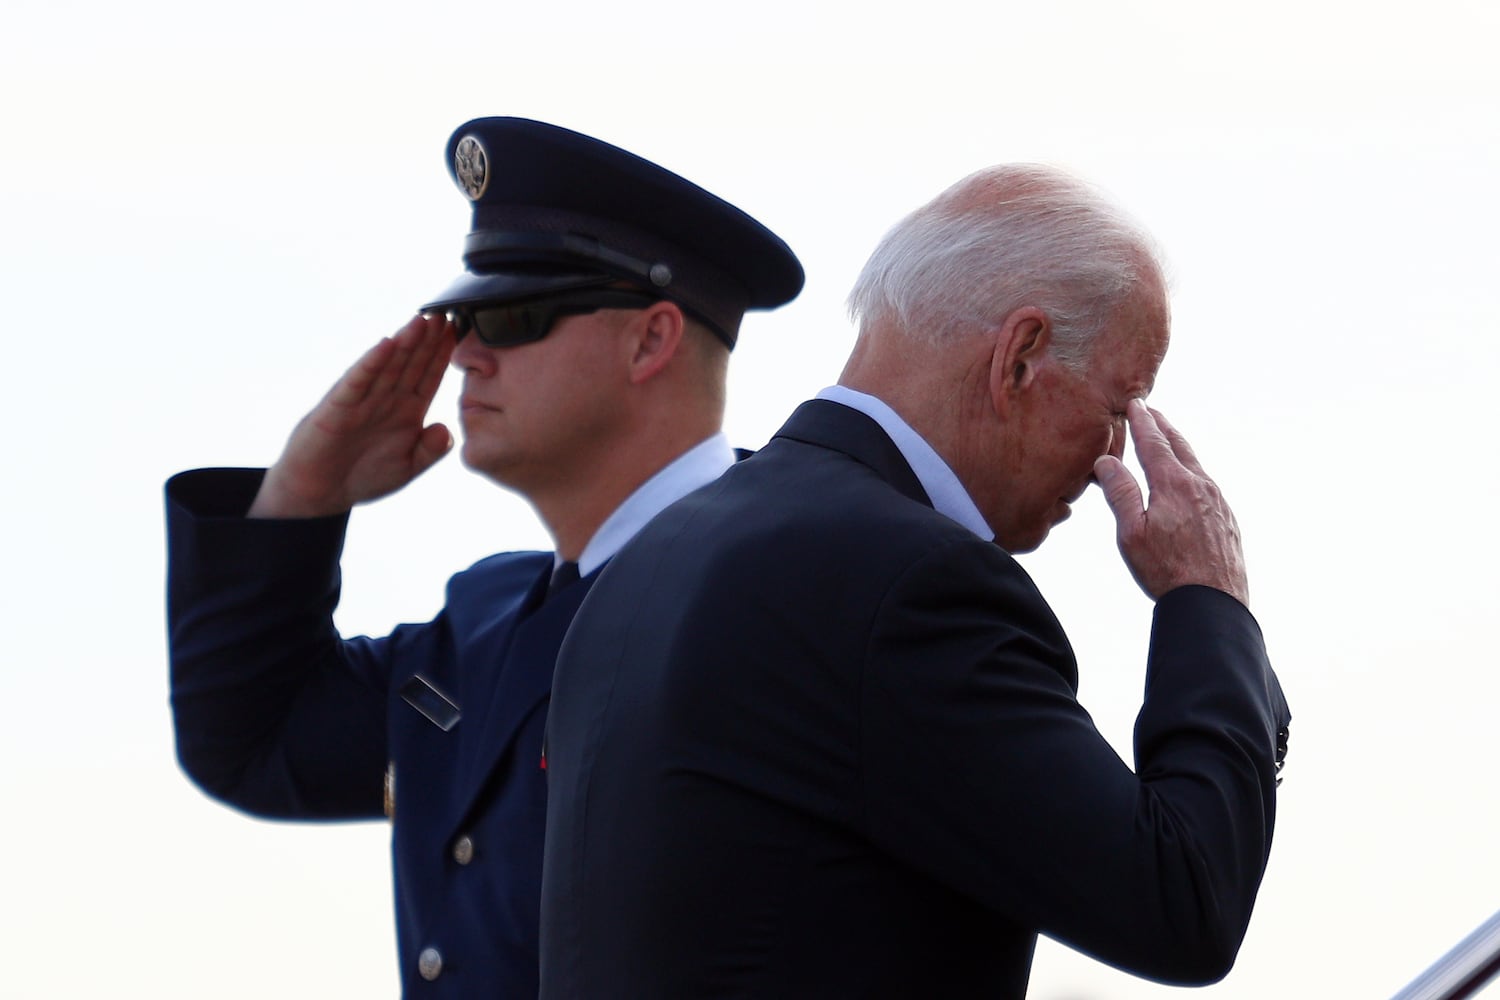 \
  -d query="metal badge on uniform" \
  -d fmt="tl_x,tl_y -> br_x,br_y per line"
454,135 -> 489,200
400,673 -> 461,731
